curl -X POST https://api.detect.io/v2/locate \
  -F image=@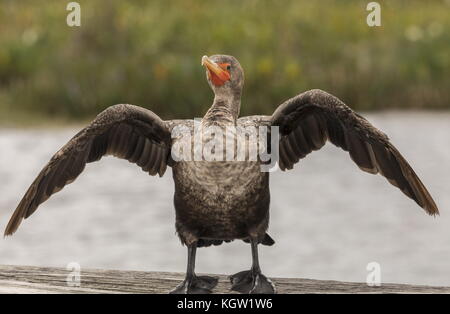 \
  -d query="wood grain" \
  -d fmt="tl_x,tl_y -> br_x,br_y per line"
0,265 -> 448,294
